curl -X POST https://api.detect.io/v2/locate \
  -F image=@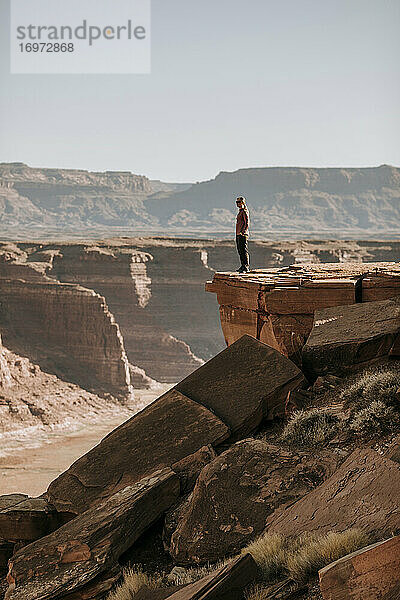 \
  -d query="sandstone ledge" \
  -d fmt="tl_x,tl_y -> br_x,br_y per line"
206,263 -> 400,360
